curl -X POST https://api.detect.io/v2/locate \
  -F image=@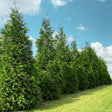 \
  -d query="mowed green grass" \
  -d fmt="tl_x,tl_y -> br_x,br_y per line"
23,85 -> 112,112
